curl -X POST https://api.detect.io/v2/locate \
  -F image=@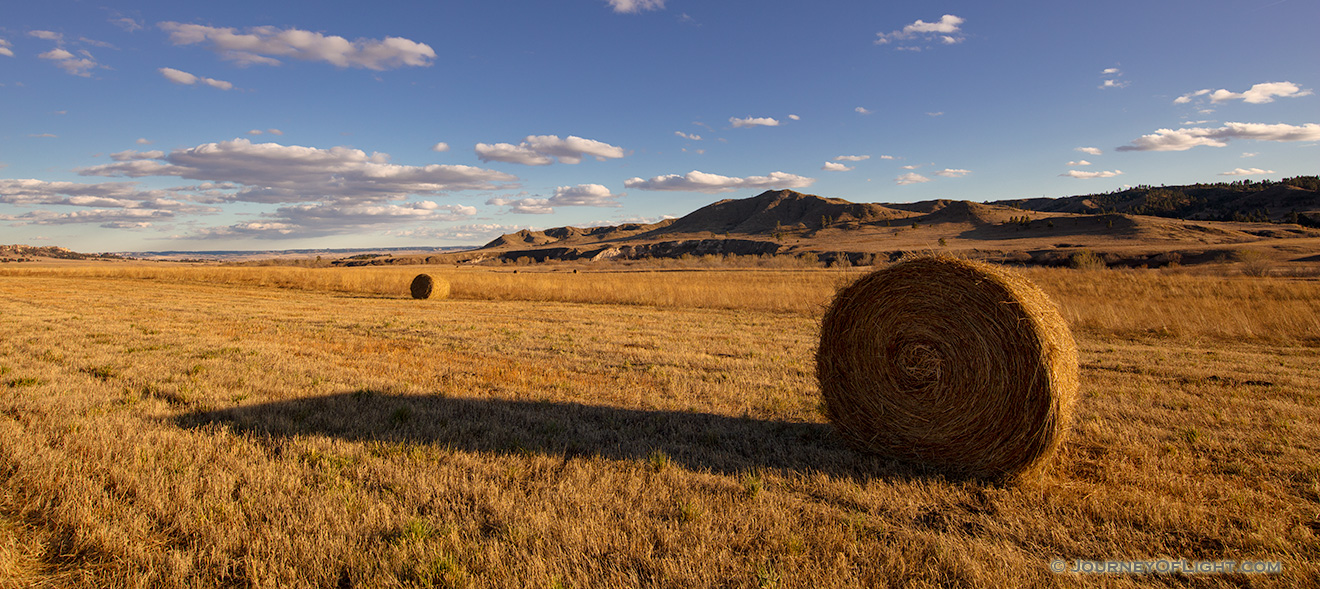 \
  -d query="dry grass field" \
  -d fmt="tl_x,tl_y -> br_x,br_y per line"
1,263 -> 1318,587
